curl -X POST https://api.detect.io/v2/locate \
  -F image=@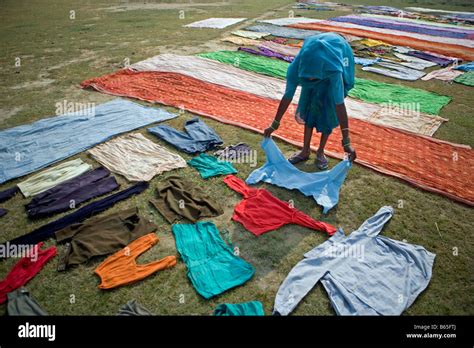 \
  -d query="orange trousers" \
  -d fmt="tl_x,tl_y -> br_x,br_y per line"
95,233 -> 177,290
